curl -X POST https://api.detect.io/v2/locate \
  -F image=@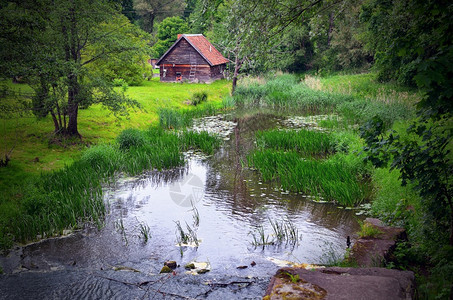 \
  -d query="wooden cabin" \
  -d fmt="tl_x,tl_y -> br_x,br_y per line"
156,34 -> 229,83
